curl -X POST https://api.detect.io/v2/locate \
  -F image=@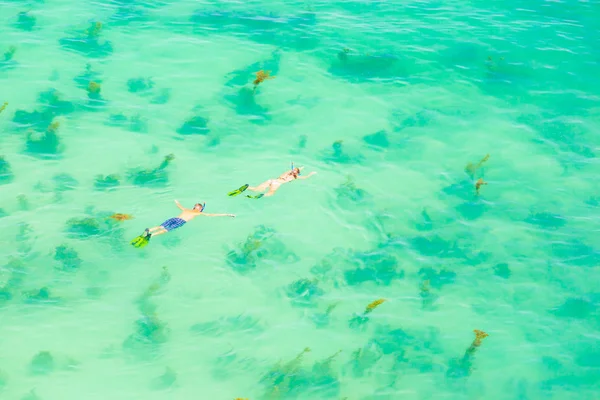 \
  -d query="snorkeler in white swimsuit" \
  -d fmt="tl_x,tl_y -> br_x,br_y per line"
228,163 -> 317,199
